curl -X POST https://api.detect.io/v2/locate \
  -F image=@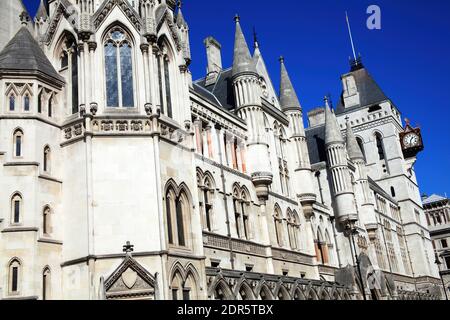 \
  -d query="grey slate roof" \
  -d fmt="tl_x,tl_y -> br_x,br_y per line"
0,26 -> 63,83
305,124 -> 327,165
336,66 -> 389,115
279,57 -> 302,112
193,68 -> 236,111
